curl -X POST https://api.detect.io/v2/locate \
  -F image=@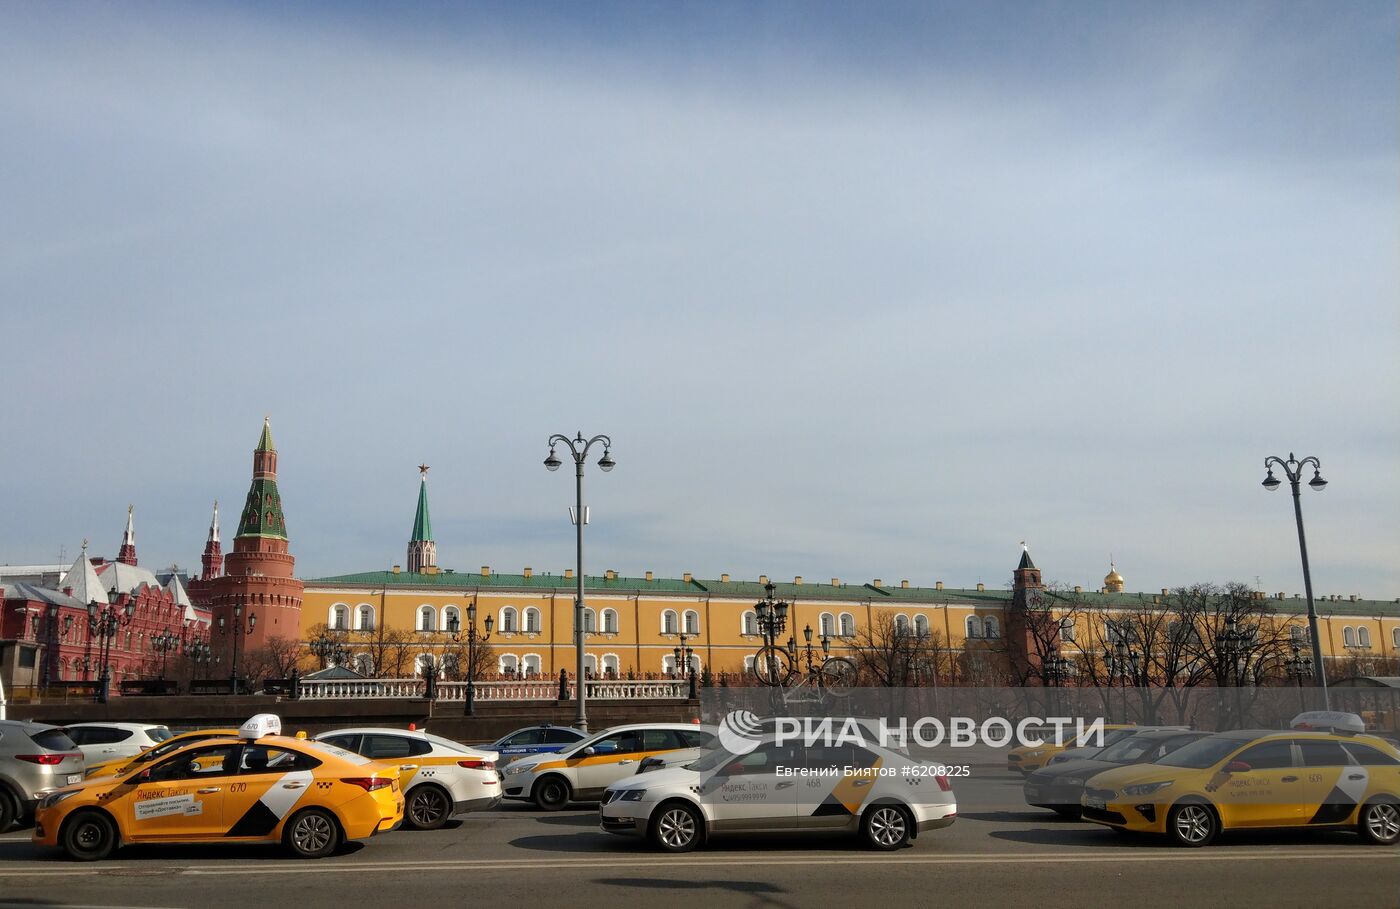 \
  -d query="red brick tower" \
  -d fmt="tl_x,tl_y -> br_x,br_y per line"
200,500 -> 223,581
1005,544 -> 1051,681
116,505 -> 137,566
208,418 -> 303,651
